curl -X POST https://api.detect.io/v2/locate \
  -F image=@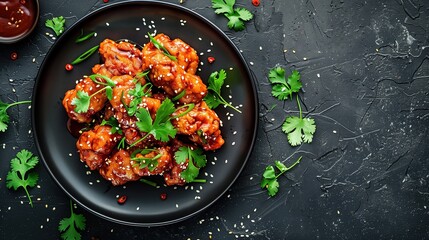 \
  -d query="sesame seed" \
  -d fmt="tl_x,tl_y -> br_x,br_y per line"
106,22 -> 110,26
